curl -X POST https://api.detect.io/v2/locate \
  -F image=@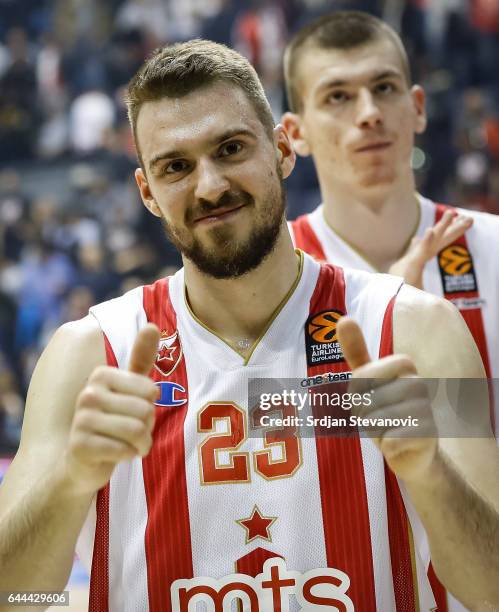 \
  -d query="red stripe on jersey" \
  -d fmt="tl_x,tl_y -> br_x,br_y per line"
88,333 -> 116,612
290,215 -> 327,263
89,486 -> 110,612
379,295 -> 397,358
307,264 -> 377,610
379,291 -> 418,612
236,547 -> 283,577
434,205 -> 492,382
384,466 -> 418,612
142,278 -> 193,612
428,563 -> 447,612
